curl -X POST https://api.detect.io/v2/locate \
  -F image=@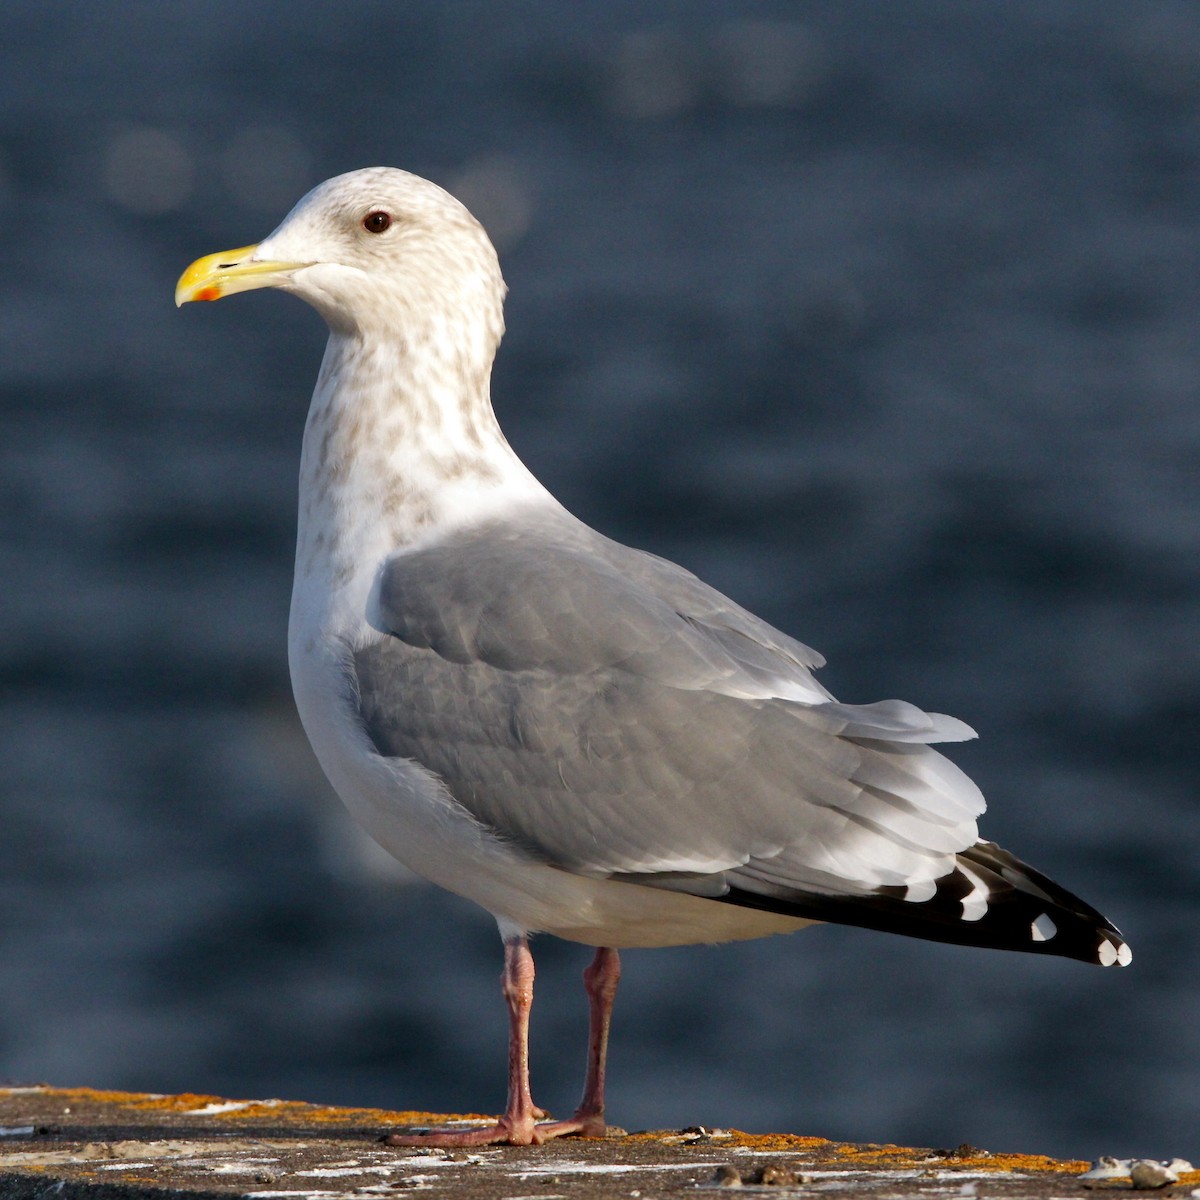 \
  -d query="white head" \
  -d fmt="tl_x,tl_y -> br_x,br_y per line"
177,167 -> 507,362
